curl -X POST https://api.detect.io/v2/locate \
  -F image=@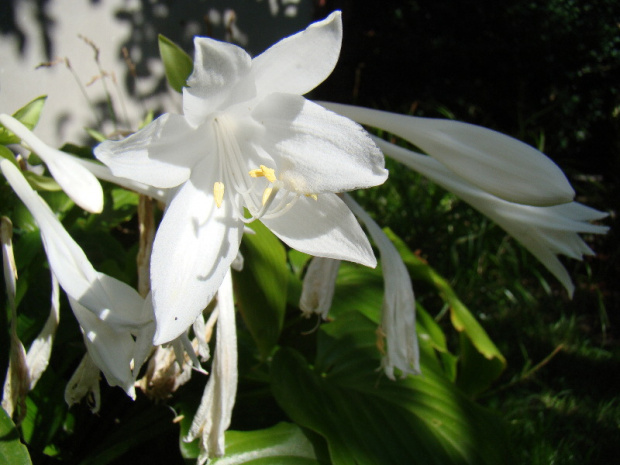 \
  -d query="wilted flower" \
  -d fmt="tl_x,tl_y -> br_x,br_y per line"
95,12 -> 387,344
185,270 -> 237,463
